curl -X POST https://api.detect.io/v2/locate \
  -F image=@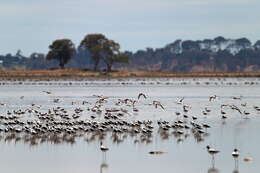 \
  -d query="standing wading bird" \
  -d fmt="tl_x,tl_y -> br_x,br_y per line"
243,111 -> 250,118
206,145 -> 220,169
206,145 -> 220,157
183,105 -> 189,113
232,149 -> 240,171
221,110 -> 226,115
203,124 -> 211,131
192,116 -> 198,120
232,148 -> 240,158
207,145 -> 220,155
100,141 -> 109,166
205,107 -> 211,113
100,141 -> 109,152
253,106 -> 260,112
